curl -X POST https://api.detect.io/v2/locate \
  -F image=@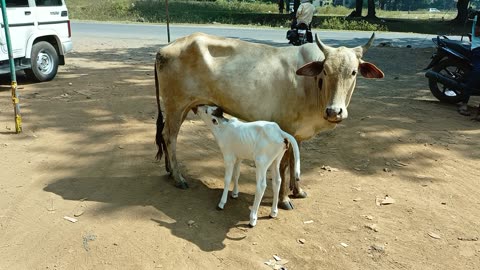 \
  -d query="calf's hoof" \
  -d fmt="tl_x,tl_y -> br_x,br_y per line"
293,190 -> 307,199
174,181 -> 189,189
216,206 -> 224,211
231,193 -> 239,199
278,200 -> 294,210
